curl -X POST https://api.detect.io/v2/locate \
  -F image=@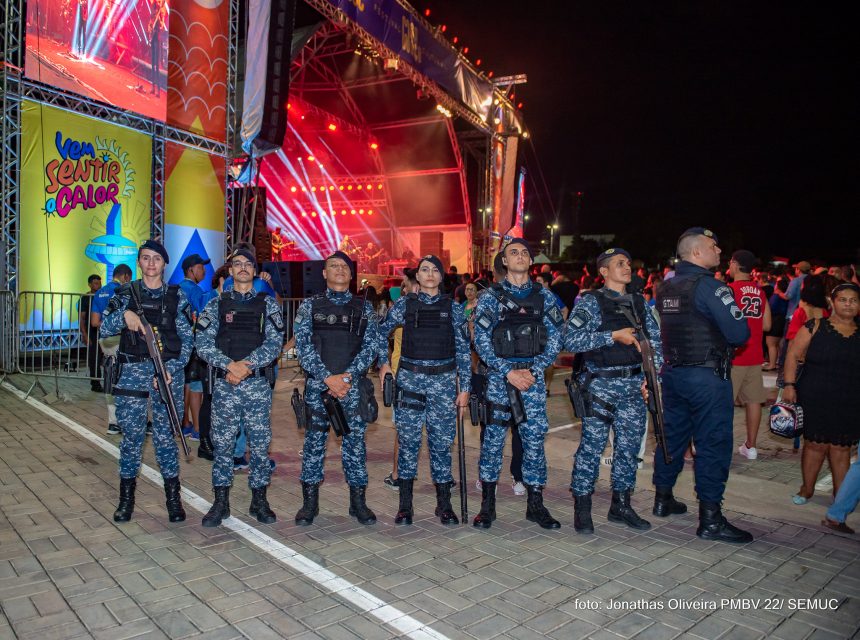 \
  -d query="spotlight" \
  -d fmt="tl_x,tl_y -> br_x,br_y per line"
366,184 -> 373,191
384,58 -> 399,73
475,59 -> 481,66
347,185 -> 353,190
339,185 -> 344,190
493,117 -> 501,125
301,211 -> 307,217
370,141 -> 379,150
307,155 -> 314,162
341,210 -> 346,215
350,209 -> 356,215
328,185 -> 335,191
327,123 -> 337,131
290,186 -> 297,193
368,210 -> 374,215
311,186 -> 317,192
311,212 -> 317,217
377,184 -> 383,189
522,131 -> 530,139
357,185 -> 363,190
359,209 -> 364,214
